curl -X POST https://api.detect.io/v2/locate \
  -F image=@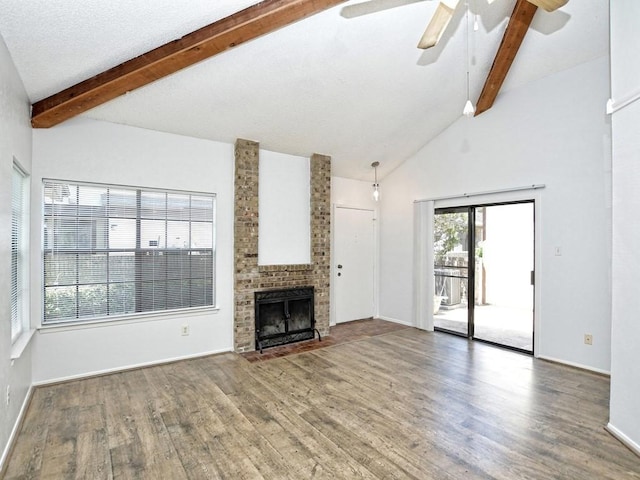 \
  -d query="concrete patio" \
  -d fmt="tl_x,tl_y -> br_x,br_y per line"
434,303 -> 534,352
